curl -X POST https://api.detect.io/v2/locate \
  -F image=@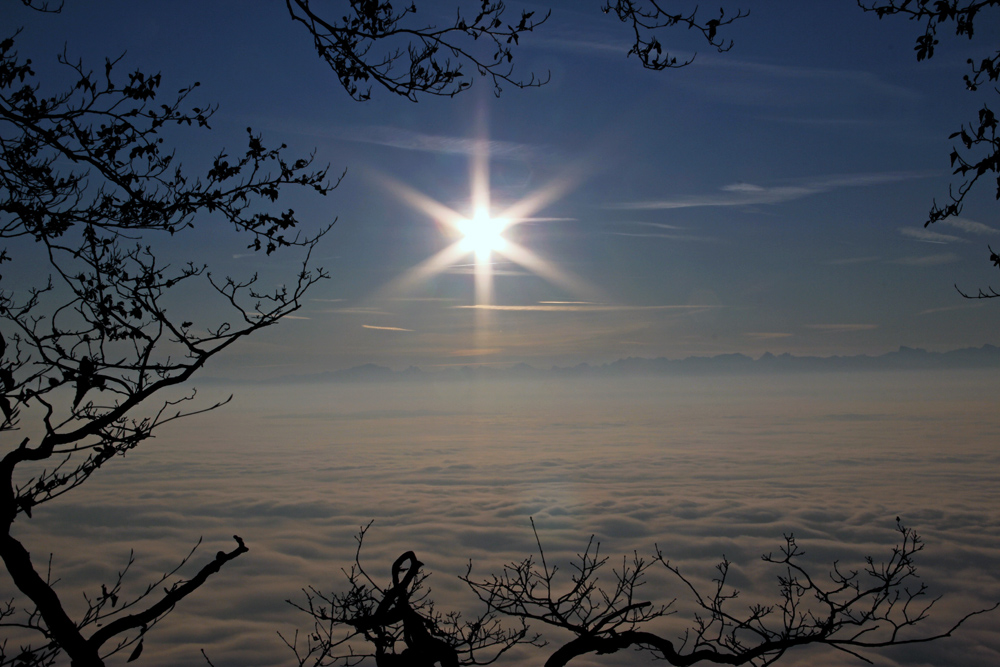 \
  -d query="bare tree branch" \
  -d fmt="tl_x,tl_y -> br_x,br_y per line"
0,30 -> 330,666
285,0 -> 550,101
601,1 -> 748,70
858,1 -> 1000,295
286,523 -> 537,666
457,518 -> 1000,667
